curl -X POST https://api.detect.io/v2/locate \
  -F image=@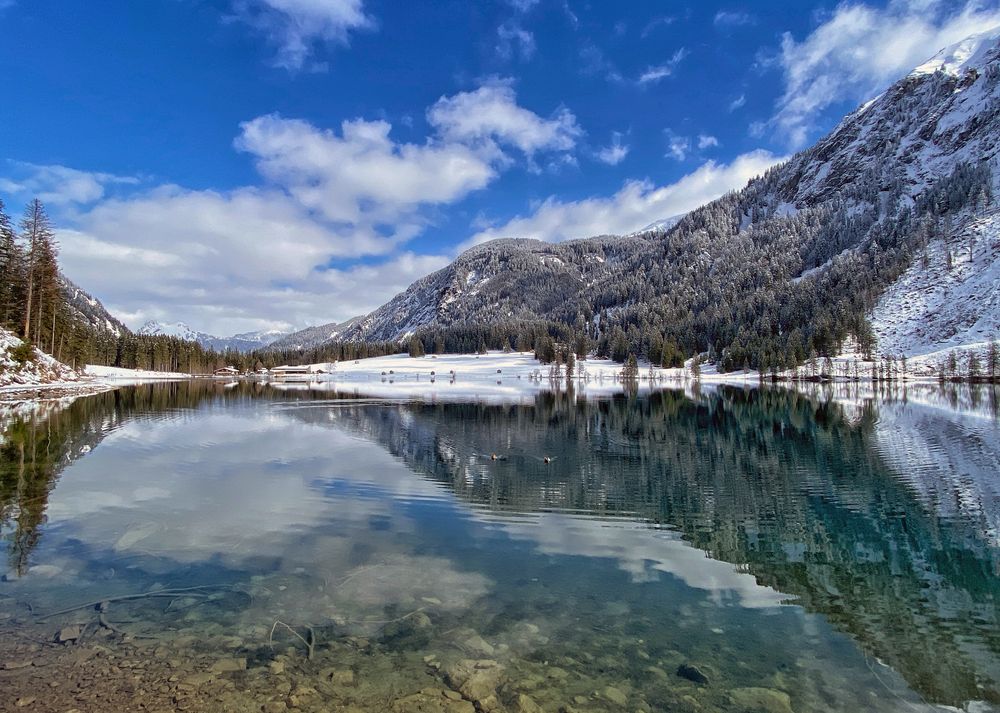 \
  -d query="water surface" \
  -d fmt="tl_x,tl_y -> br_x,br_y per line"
1,382 -> 998,712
